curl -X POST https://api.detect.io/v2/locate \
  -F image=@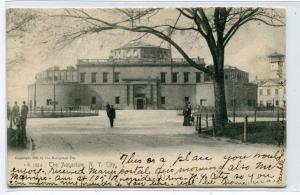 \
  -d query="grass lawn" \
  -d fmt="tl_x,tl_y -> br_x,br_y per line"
201,121 -> 286,145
